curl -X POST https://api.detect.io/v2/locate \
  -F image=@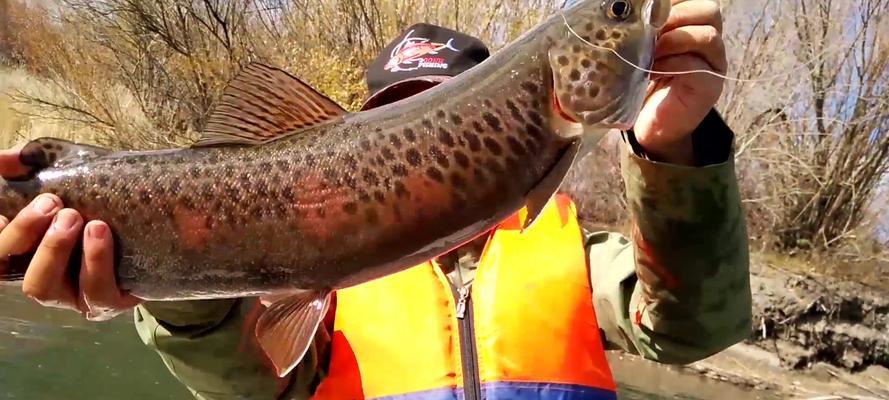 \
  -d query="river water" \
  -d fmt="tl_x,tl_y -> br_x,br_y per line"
0,285 -> 771,400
